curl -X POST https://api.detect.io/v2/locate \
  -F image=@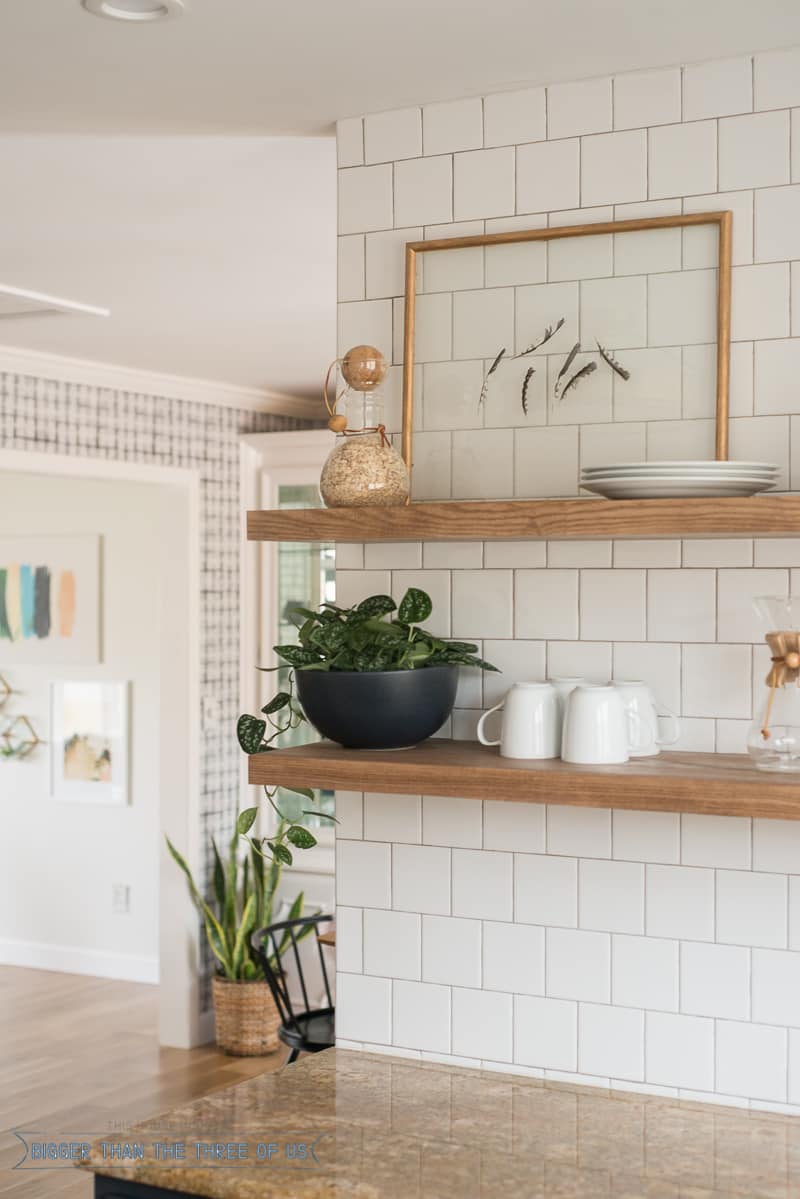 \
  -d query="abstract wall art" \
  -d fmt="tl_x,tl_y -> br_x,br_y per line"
0,536 -> 100,663
51,680 -> 128,804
